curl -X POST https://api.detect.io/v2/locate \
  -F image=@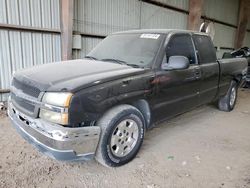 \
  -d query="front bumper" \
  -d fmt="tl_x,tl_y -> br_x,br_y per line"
8,102 -> 101,161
